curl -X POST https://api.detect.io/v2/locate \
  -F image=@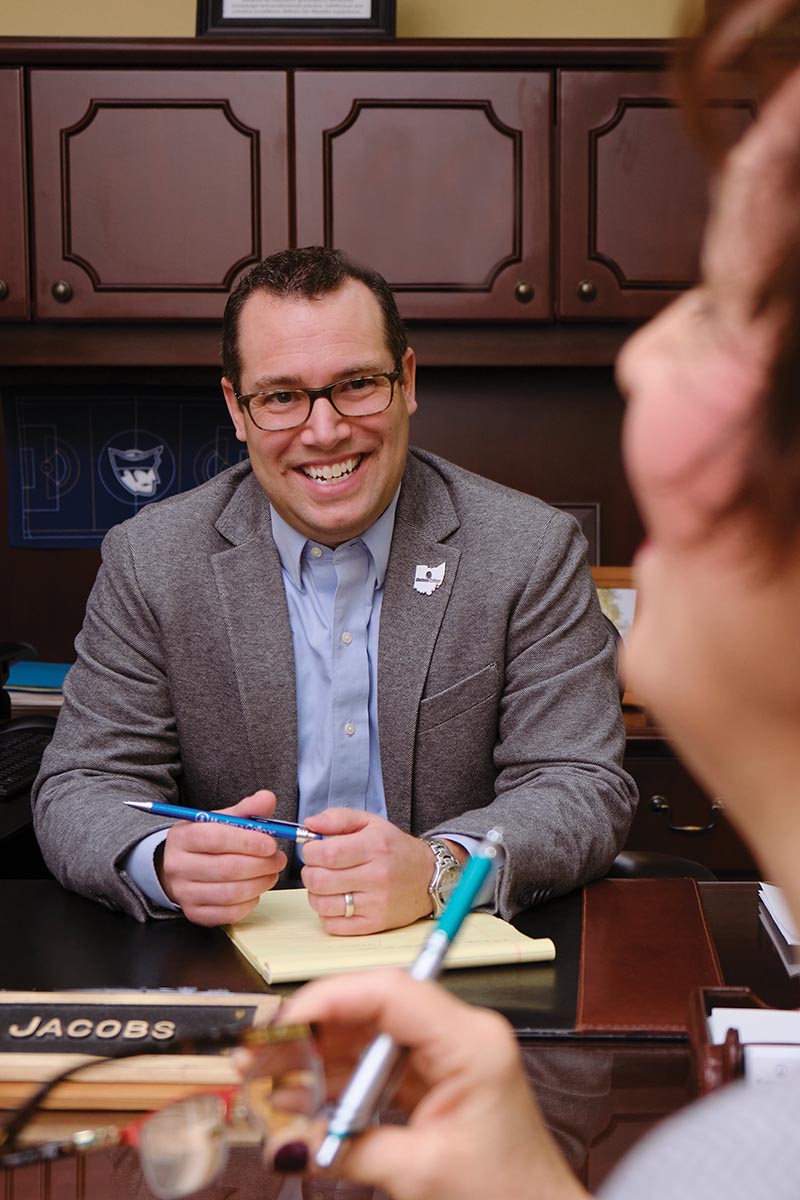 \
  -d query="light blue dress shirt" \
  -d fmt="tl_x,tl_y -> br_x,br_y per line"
125,489 -> 496,909
269,494 -> 398,826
